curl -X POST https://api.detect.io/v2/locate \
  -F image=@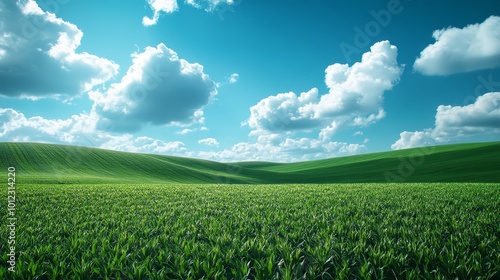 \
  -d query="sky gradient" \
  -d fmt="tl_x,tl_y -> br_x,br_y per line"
1,0 -> 500,162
